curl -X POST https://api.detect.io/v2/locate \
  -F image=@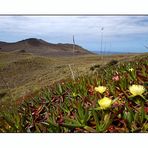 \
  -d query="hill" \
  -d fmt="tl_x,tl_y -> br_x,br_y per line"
0,38 -> 92,56
0,53 -> 148,133
0,51 -> 140,102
